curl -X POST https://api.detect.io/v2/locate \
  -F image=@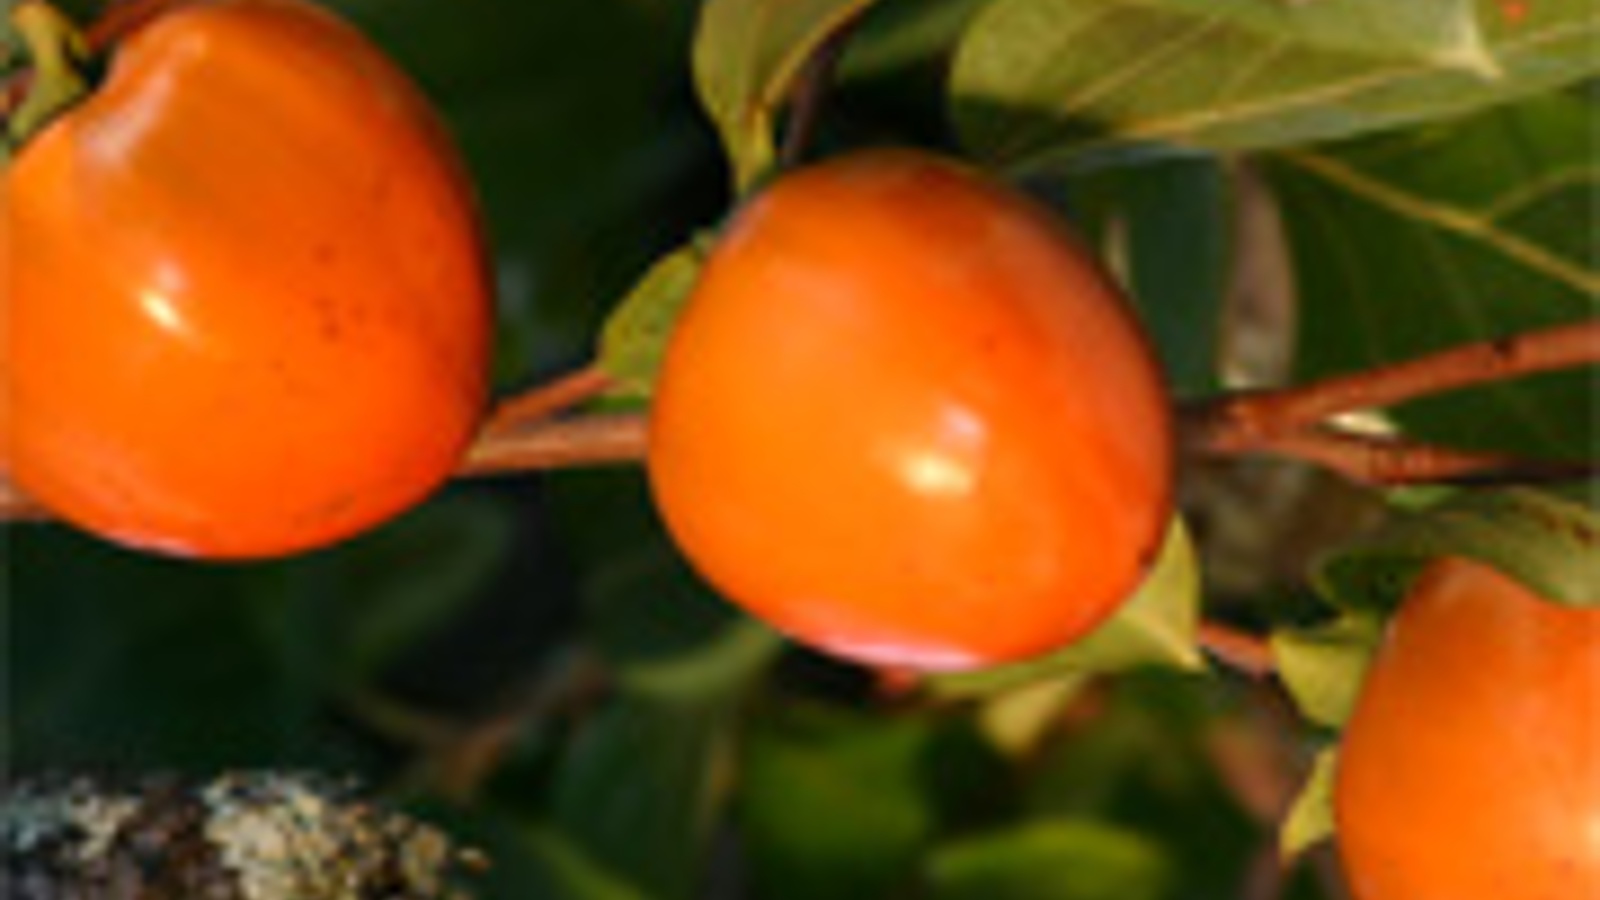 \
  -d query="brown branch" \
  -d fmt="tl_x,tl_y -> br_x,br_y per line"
461,412 -> 646,476
1,372 -> 645,521
1248,428 -> 1597,487
4,322 -> 1595,524
481,365 -> 612,436
777,10 -> 864,170
1184,318 -> 1600,453
1198,621 -> 1276,678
